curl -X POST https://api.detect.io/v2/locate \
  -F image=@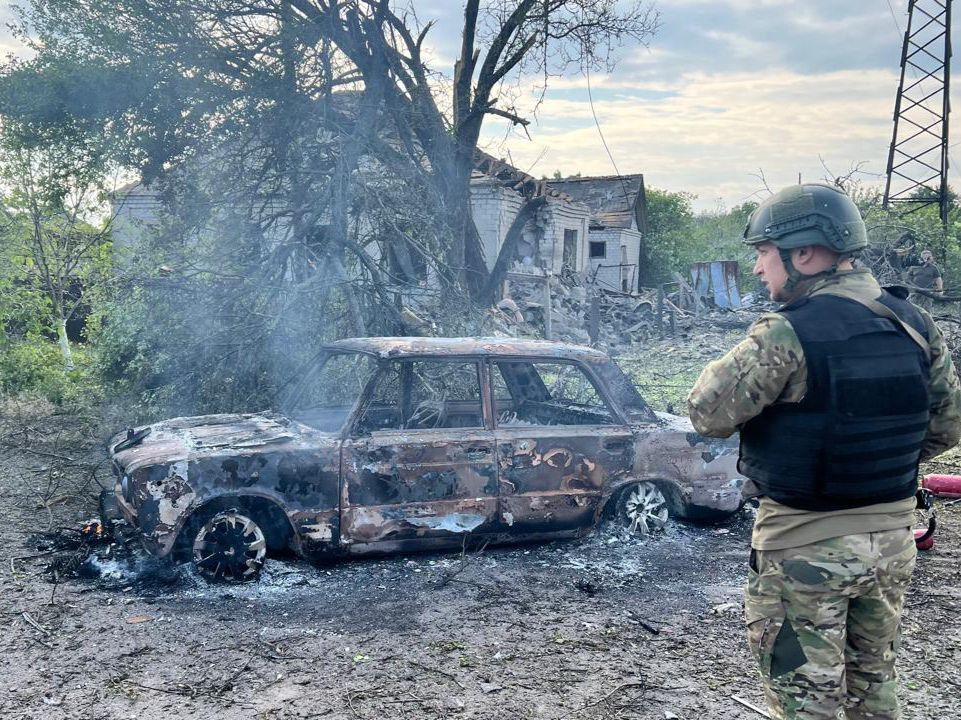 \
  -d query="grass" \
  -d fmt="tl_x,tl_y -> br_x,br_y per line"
613,330 -> 745,413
